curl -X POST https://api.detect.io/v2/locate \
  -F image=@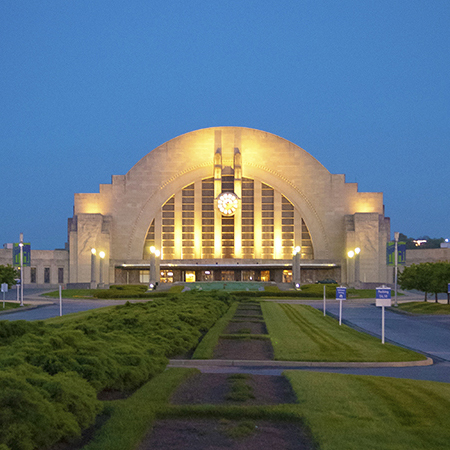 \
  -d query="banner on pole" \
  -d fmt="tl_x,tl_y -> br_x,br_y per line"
12,243 -> 31,267
386,242 -> 406,266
